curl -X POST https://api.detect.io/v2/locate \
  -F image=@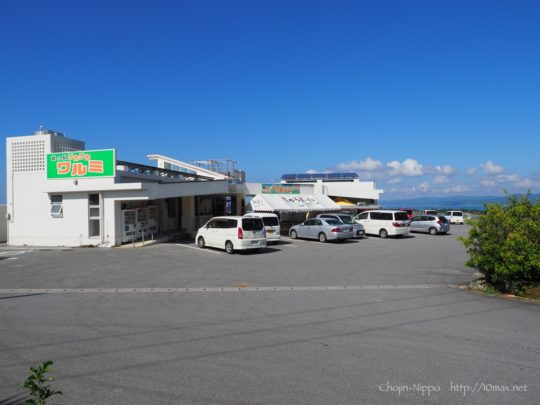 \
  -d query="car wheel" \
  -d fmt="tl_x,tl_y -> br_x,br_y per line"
197,237 -> 205,248
429,227 -> 438,235
379,229 -> 388,238
319,233 -> 327,243
290,230 -> 297,239
225,241 -> 234,254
